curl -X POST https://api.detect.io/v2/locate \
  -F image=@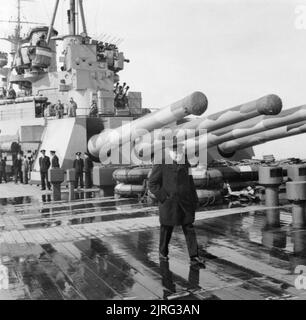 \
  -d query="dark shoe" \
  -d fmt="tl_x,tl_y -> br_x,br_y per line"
190,256 -> 205,267
159,253 -> 169,261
